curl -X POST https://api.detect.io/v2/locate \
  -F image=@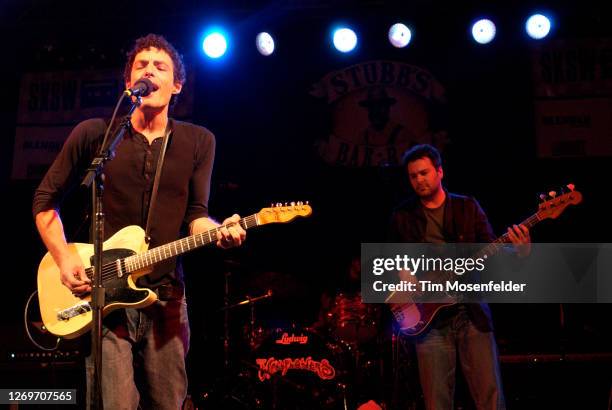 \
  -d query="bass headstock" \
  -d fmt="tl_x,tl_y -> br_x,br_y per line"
536,184 -> 582,220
